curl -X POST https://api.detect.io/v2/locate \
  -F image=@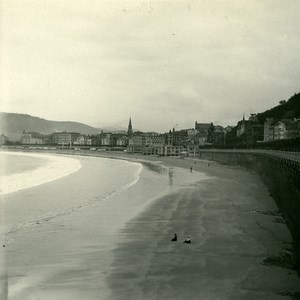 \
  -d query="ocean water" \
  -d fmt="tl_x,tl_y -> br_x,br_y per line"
1,152 -> 142,234
0,152 -> 207,299
0,152 -> 48,177
0,152 -> 82,196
